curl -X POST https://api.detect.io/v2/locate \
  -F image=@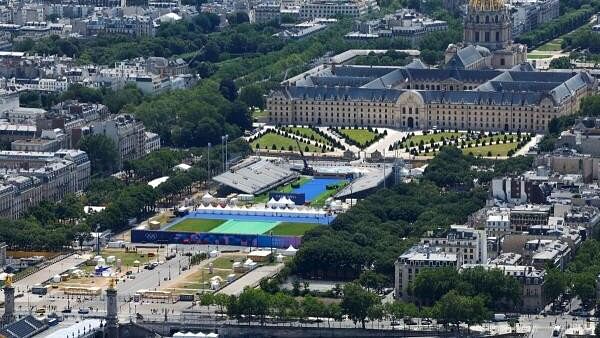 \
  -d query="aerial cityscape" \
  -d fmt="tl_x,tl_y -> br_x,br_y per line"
0,0 -> 597,335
